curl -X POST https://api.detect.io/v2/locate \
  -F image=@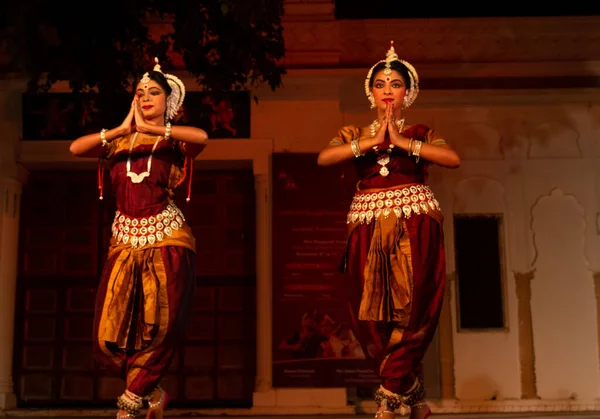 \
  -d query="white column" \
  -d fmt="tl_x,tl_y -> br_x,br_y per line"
0,176 -> 22,410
